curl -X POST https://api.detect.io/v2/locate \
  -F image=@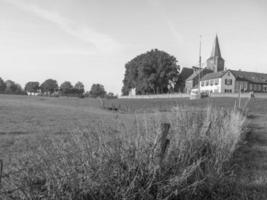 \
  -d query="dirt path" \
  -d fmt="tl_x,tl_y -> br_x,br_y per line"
234,99 -> 267,199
